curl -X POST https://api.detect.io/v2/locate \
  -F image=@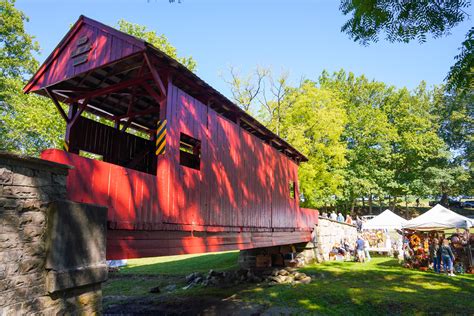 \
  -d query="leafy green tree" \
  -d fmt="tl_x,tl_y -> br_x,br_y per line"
0,0 -> 62,155
0,78 -> 65,155
340,0 -> 471,44
446,27 -> 474,93
0,0 -> 39,79
339,0 -> 473,92
118,19 -> 197,72
319,70 -> 398,213
277,81 -> 348,208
